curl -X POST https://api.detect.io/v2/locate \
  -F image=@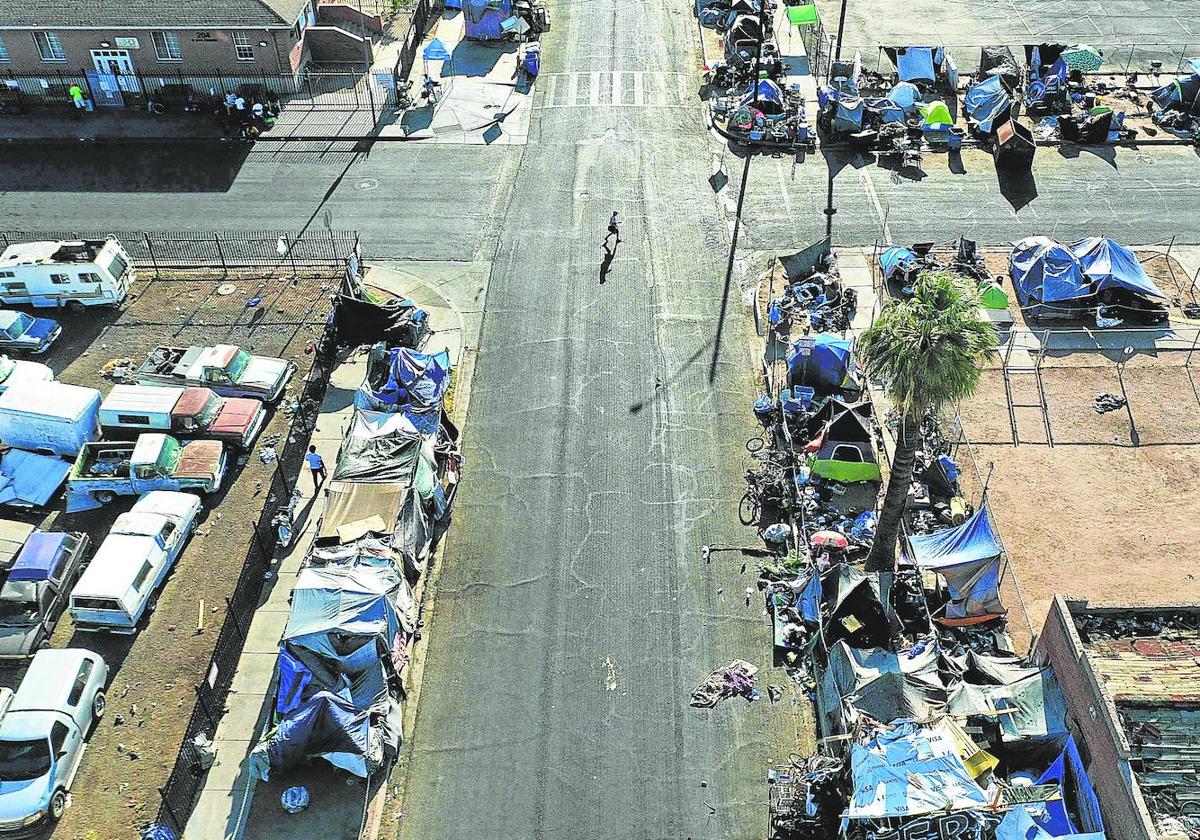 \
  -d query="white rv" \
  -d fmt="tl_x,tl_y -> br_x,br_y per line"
0,238 -> 134,311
